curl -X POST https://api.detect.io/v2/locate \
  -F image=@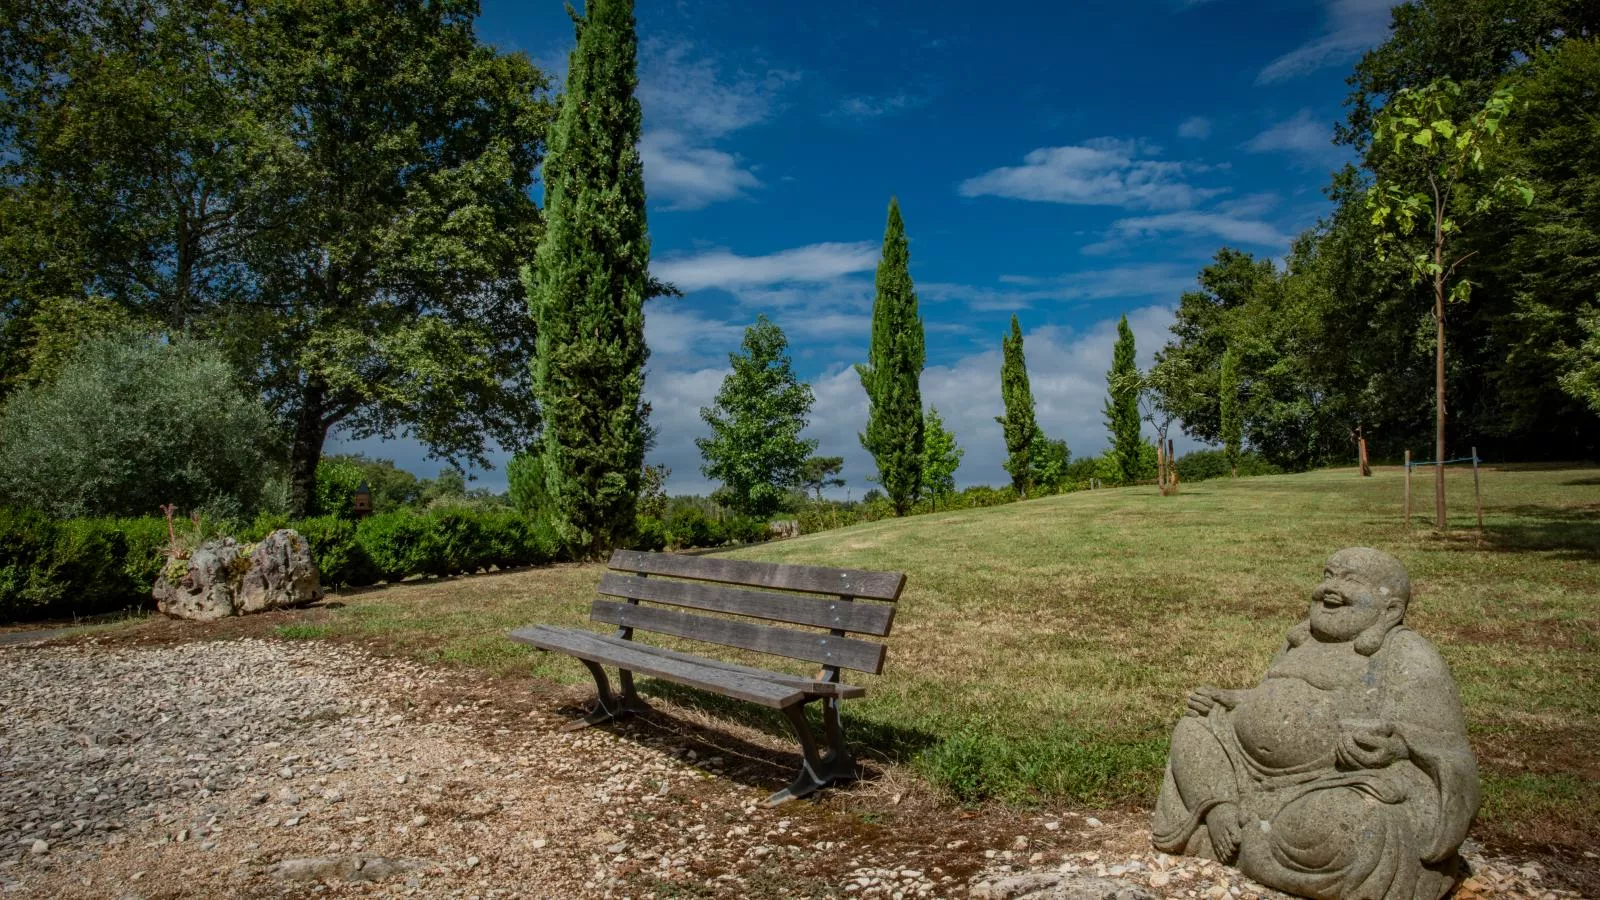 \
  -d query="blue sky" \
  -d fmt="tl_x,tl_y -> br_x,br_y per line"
332,0 -> 1394,495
